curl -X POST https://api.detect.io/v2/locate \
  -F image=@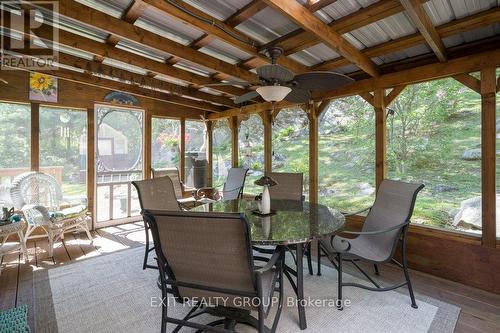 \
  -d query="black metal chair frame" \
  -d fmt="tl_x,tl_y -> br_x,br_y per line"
143,210 -> 285,333
317,208 -> 418,310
